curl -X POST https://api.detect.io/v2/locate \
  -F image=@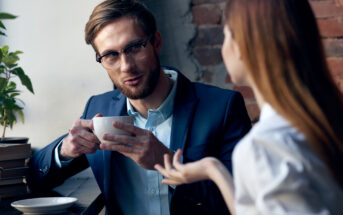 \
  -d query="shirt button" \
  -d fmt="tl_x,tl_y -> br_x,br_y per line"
151,189 -> 156,194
